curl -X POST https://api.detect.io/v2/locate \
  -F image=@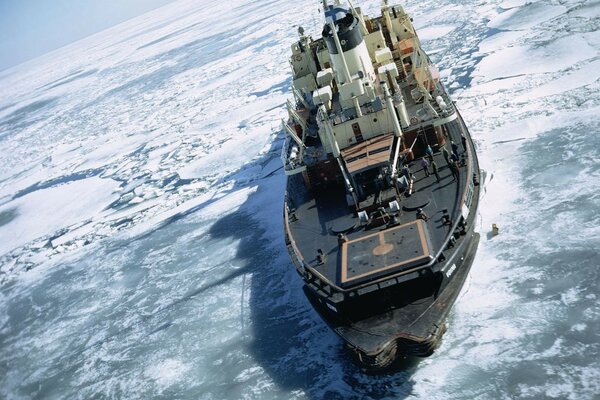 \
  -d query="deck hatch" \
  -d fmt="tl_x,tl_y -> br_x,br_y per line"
341,134 -> 394,174
339,220 -> 433,288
